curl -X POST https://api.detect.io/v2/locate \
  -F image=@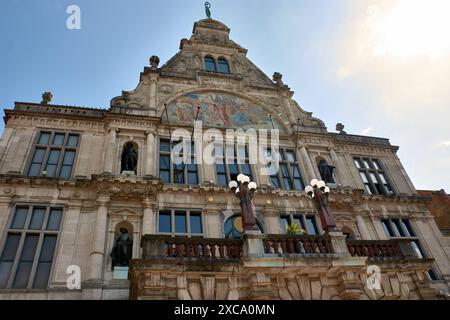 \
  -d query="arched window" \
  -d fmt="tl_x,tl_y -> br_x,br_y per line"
217,58 -> 230,74
204,56 -> 216,72
224,214 -> 263,239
